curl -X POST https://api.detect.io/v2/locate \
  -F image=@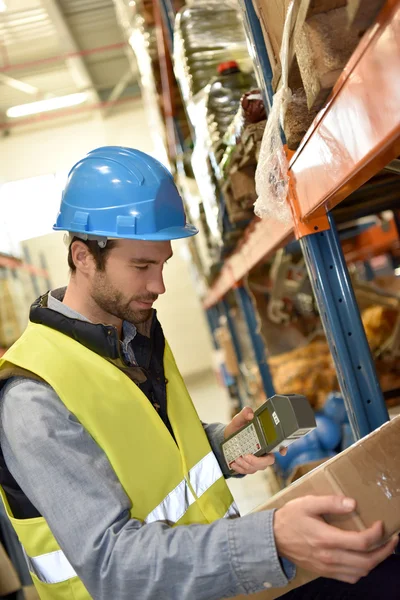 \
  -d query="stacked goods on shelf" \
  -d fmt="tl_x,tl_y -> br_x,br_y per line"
206,62 -> 256,165
0,252 -> 50,350
0,273 -> 21,348
130,0 -> 191,167
252,0 -> 386,149
218,303 -> 268,412
0,265 -> 34,348
173,2 -> 259,263
174,2 -> 252,103
268,340 -> 337,410
214,322 -> 240,378
246,251 -> 400,409
267,302 -> 400,409
219,90 -> 267,228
